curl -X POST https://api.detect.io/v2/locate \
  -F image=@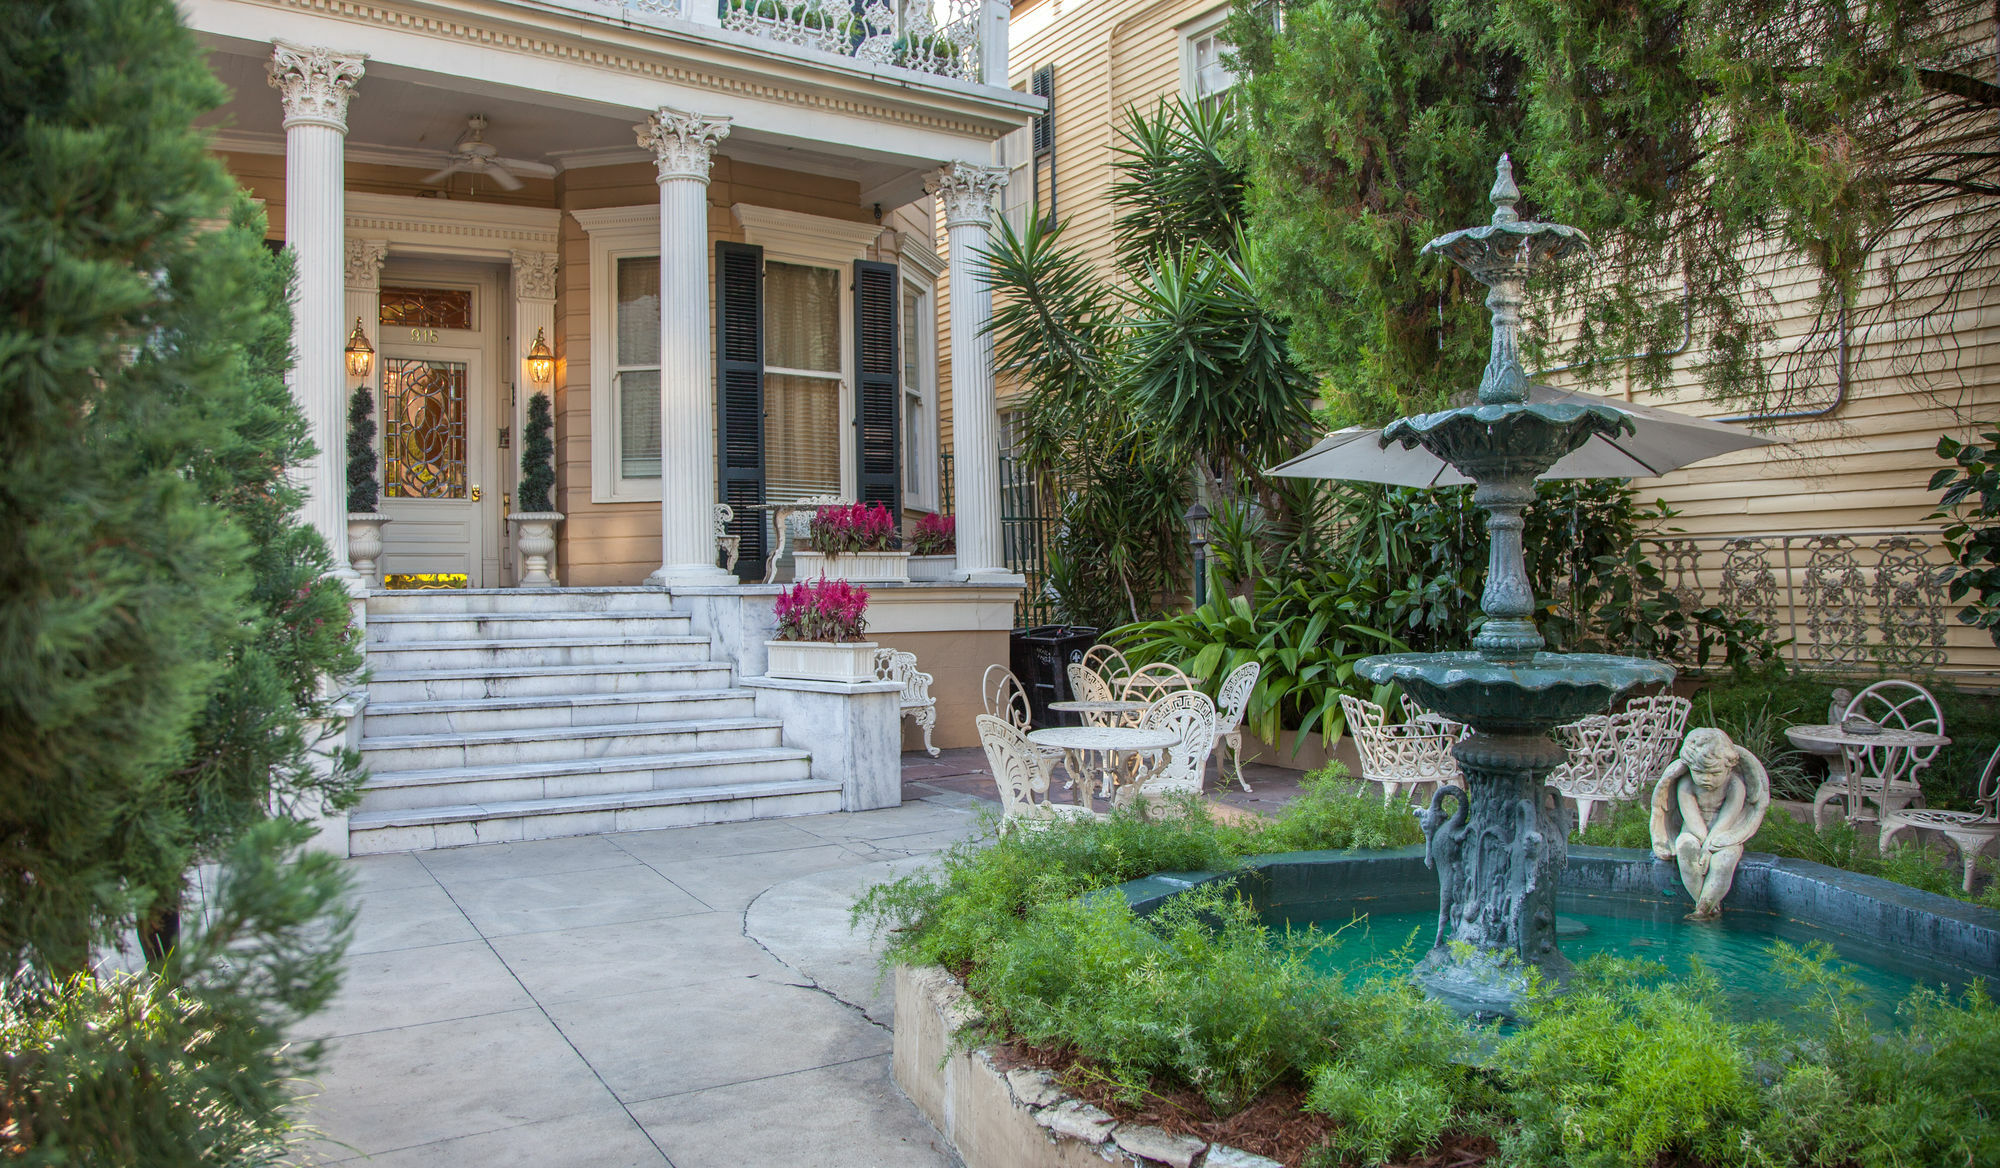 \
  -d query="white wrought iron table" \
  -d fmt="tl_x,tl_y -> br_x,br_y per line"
1027,725 -> 1177,802
1047,698 -> 1151,728
1784,723 -> 1950,823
